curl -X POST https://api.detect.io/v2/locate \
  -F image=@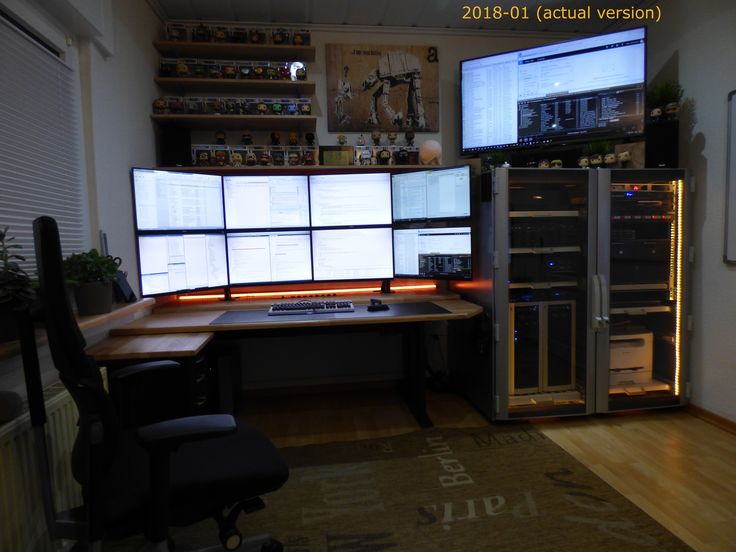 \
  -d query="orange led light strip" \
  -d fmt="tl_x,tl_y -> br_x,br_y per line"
674,179 -> 683,396
177,283 -> 437,301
